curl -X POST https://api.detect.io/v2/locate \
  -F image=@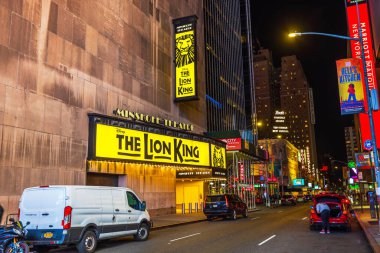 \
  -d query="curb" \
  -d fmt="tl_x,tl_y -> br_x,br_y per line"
151,208 -> 261,231
355,210 -> 380,253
